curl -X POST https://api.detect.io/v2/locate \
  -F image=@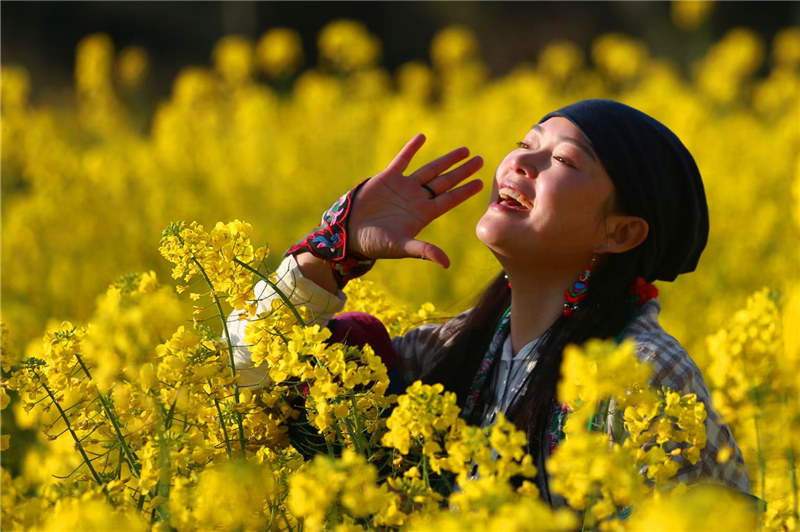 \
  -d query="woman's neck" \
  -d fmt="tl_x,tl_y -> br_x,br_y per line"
505,262 -> 585,355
